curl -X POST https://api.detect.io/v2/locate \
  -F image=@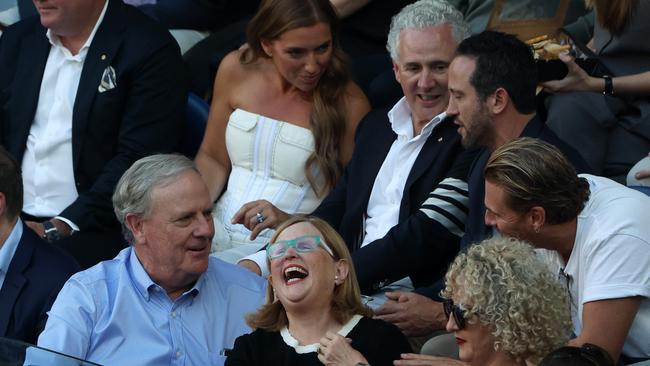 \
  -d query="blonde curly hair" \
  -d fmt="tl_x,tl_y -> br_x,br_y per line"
442,237 -> 572,363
